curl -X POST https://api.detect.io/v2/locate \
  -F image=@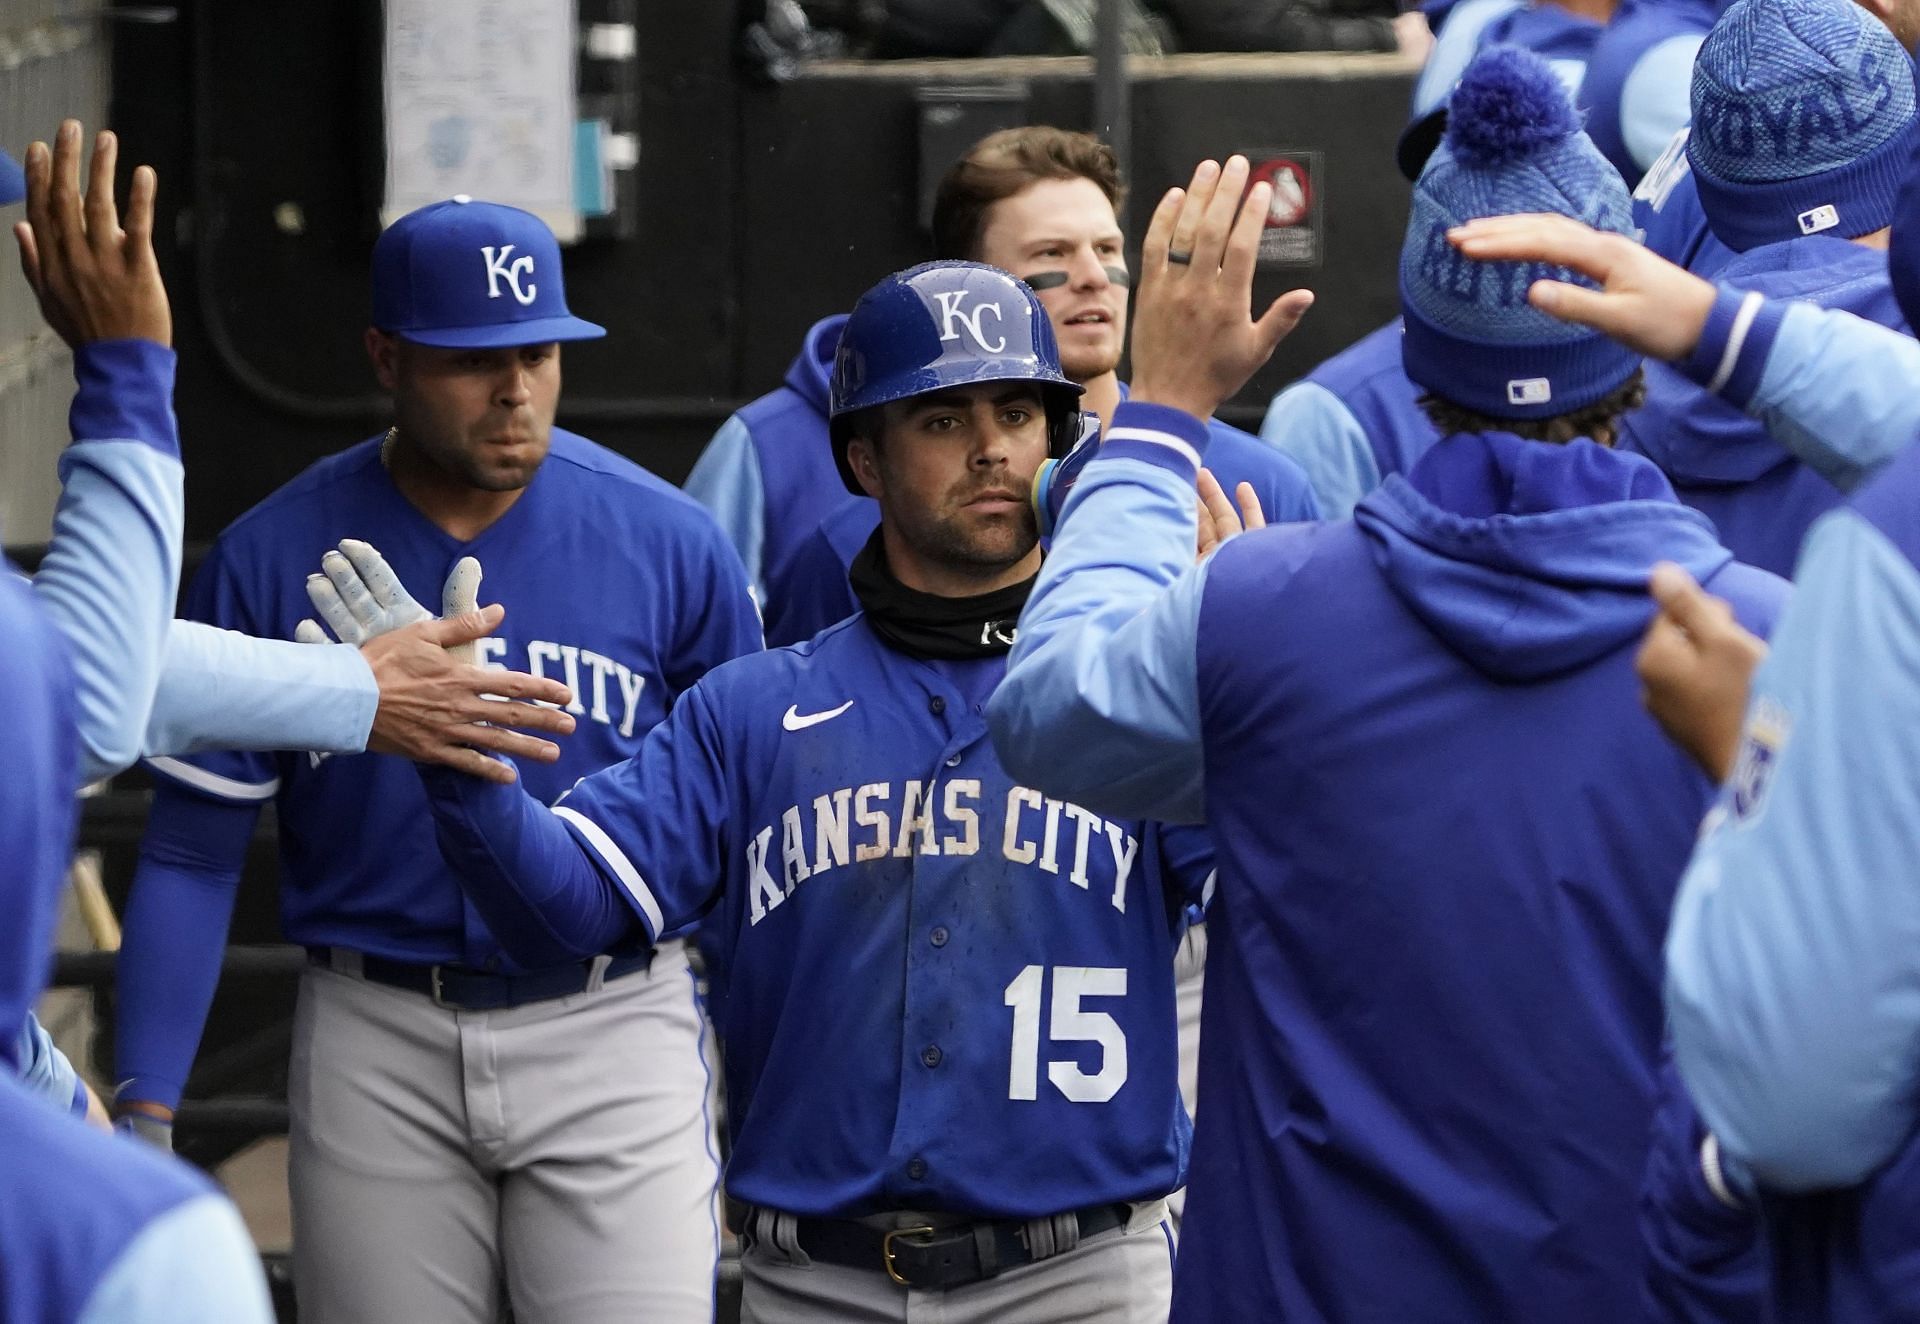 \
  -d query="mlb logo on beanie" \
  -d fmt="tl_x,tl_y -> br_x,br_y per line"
1688,0 -> 1918,252
1398,46 -> 1640,421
